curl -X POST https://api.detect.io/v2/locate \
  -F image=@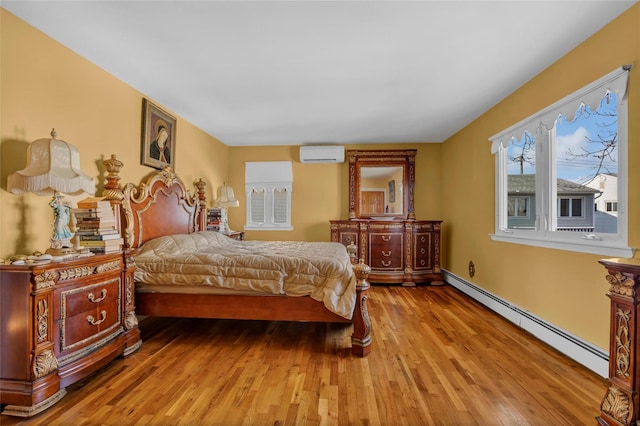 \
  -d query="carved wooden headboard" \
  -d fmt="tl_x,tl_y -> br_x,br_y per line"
101,155 -> 207,249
